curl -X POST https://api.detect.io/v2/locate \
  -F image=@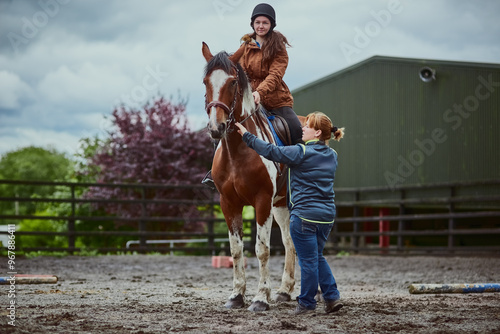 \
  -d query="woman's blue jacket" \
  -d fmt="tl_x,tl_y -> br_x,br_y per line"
242,133 -> 338,223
